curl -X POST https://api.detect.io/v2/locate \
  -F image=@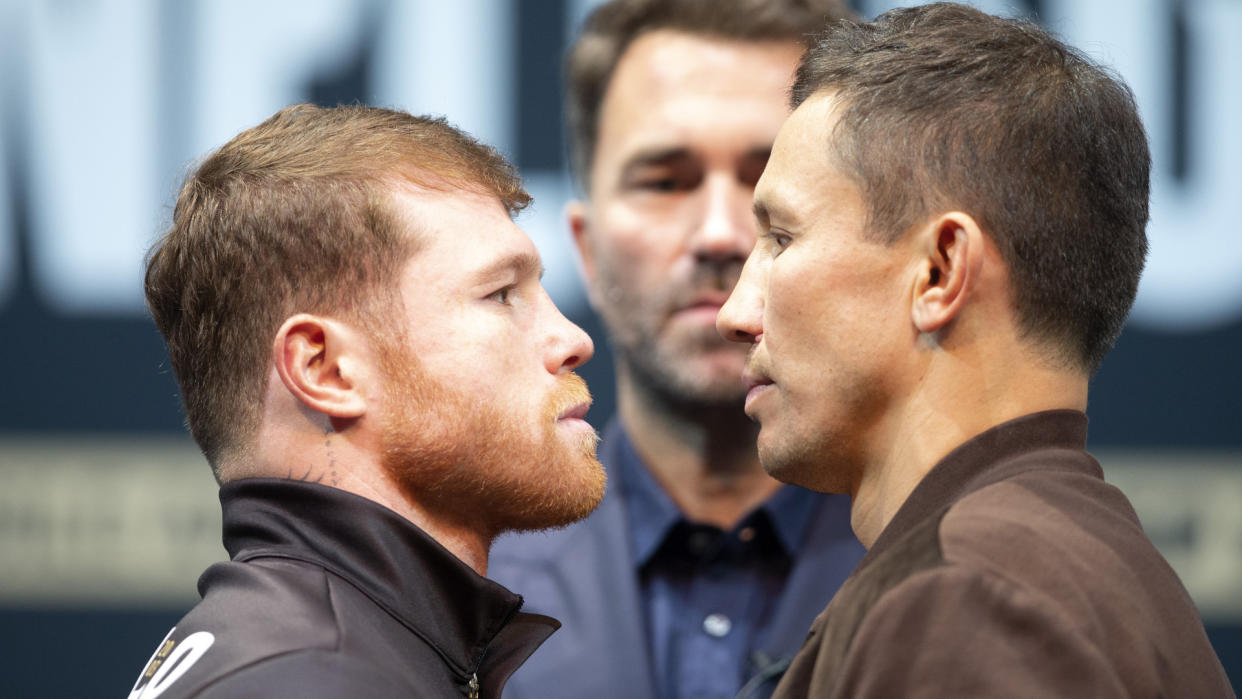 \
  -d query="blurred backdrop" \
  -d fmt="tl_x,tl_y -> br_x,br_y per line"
0,0 -> 1238,695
